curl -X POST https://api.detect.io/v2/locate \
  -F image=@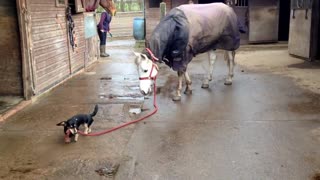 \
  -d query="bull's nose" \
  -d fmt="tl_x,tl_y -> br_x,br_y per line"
140,90 -> 147,95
